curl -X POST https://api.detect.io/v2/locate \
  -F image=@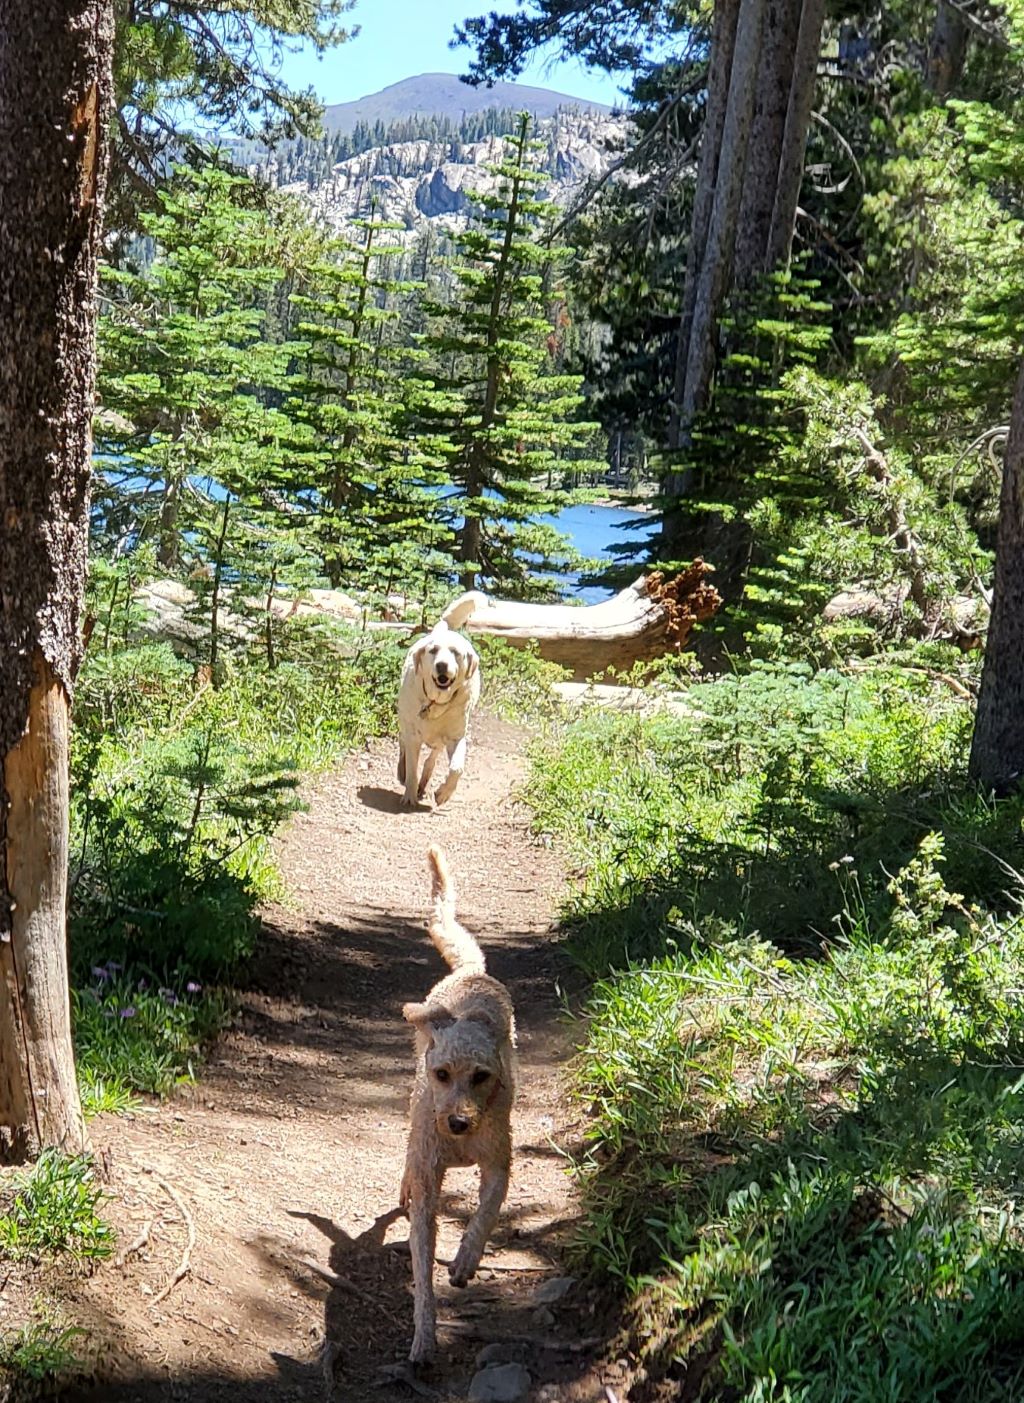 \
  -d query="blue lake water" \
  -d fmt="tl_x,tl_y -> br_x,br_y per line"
95,464 -> 655,602
541,502 -> 657,602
